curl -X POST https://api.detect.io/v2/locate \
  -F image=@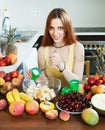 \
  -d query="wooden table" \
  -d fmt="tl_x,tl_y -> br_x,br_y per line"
0,95 -> 105,130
